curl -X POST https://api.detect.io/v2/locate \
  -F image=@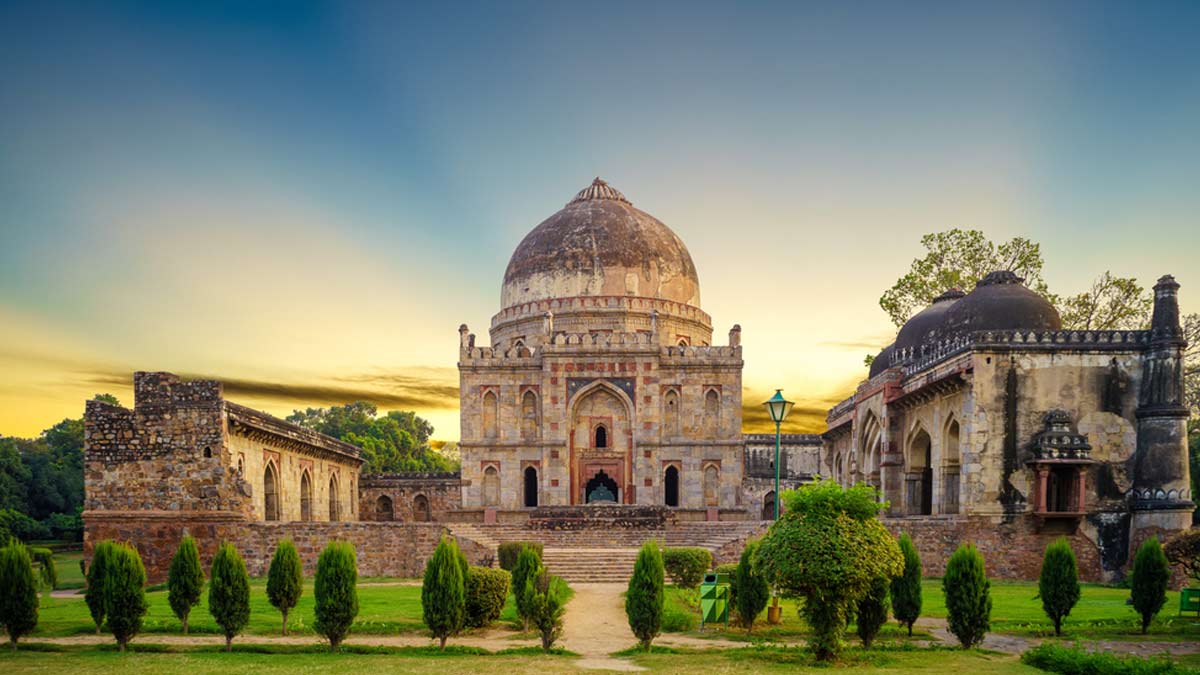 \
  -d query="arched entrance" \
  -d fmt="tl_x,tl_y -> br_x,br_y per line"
524,466 -> 539,507
585,470 -> 619,503
907,428 -> 933,516
569,382 -> 633,505
762,491 -> 776,520
375,495 -> 394,521
263,462 -> 279,521
300,470 -> 312,521
664,466 -> 679,507
328,475 -> 340,521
